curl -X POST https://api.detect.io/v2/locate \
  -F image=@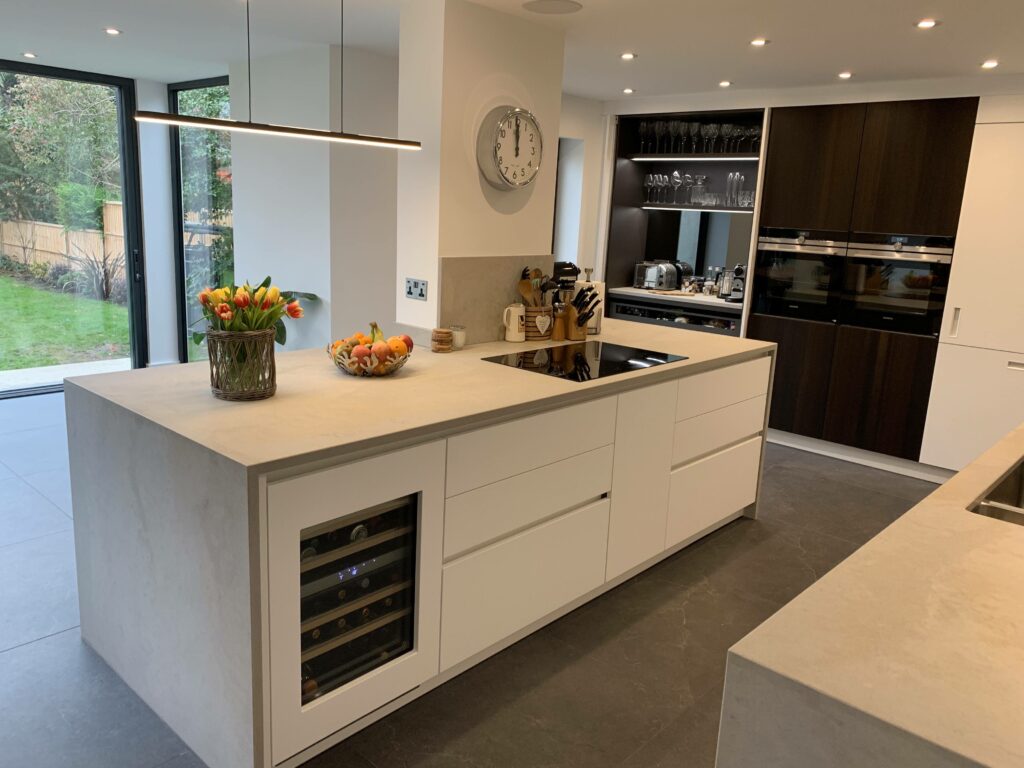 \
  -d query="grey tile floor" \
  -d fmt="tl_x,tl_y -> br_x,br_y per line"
0,393 -> 938,768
